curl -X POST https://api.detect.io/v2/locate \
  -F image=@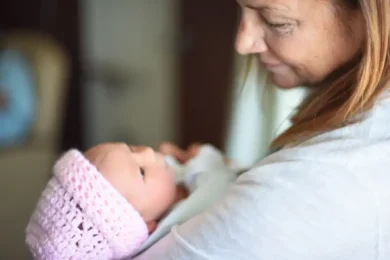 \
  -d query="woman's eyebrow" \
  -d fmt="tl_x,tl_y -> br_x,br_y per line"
244,3 -> 290,12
